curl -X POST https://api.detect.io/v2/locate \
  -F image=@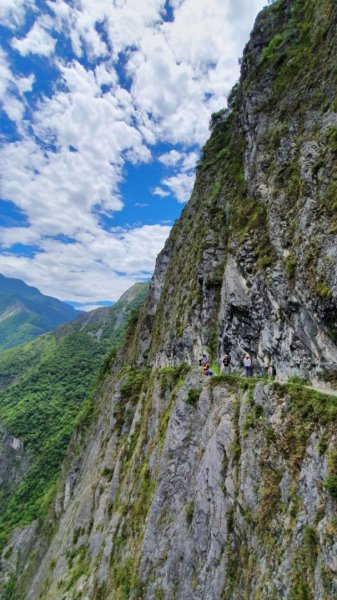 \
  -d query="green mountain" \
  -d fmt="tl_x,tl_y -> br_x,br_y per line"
0,282 -> 149,551
0,274 -> 80,351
